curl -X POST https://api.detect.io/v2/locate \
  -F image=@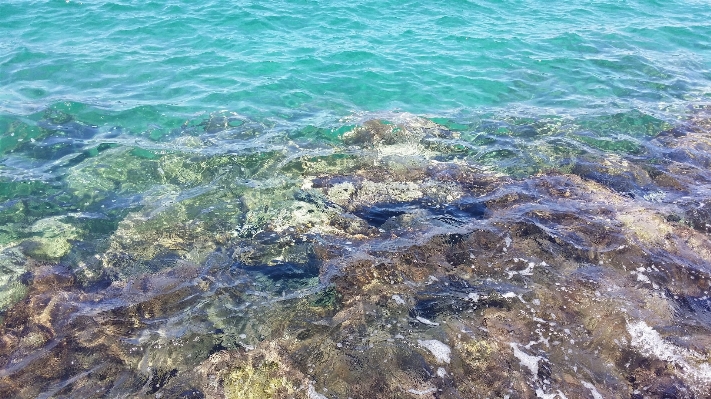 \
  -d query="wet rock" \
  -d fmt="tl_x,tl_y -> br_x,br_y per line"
342,119 -> 430,147
571,155 -> 653,195
65,147 -> 161,206
179,388 -> 206,399
684,202 -> 711,234
22,216 -> 82,261
0,247 -> 31,312
193,343 -> 307,399
4,113 -> 711,398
